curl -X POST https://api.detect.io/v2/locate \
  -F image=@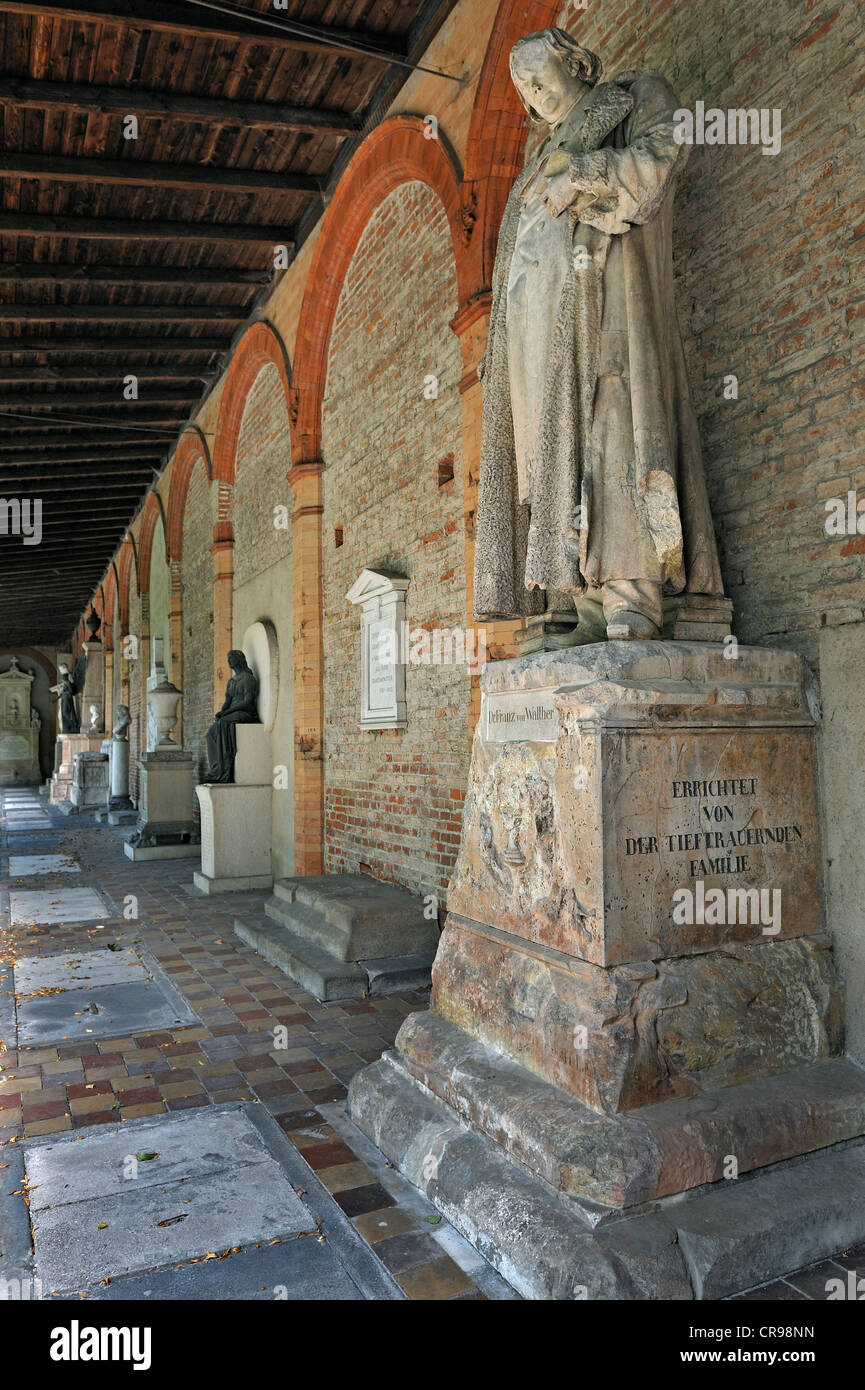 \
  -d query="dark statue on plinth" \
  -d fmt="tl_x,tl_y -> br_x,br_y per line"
204,650 -> 259,783
50,653 -> 87,734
